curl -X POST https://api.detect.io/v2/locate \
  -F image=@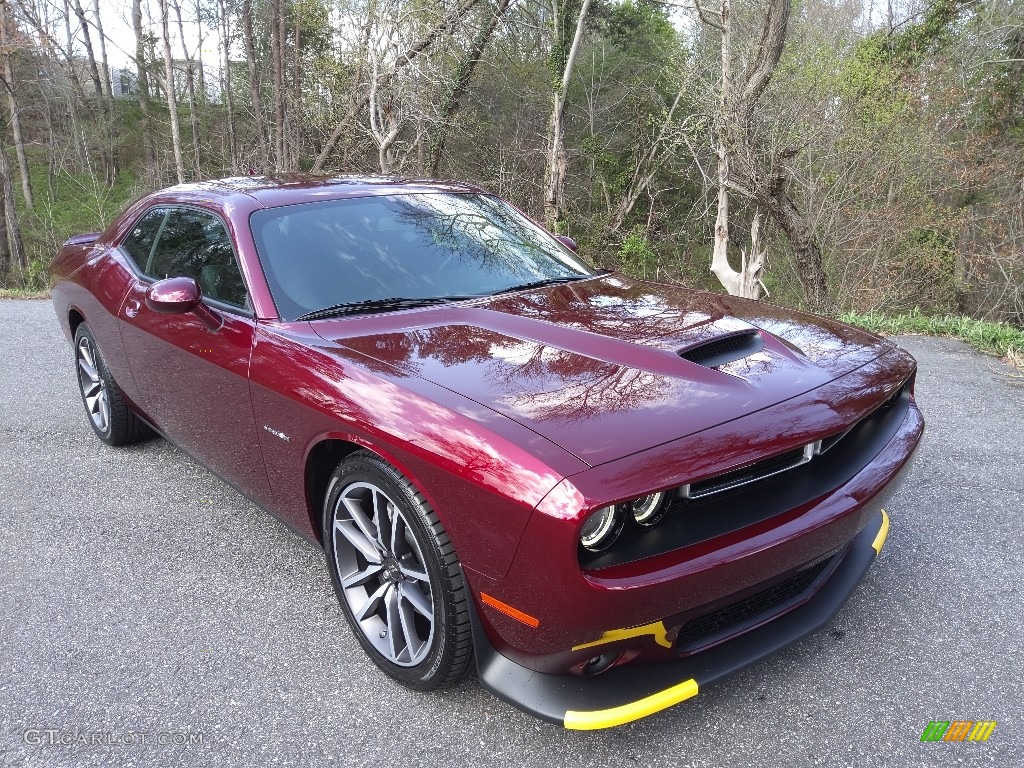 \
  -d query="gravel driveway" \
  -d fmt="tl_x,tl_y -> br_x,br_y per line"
1,299 -> 1021,767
